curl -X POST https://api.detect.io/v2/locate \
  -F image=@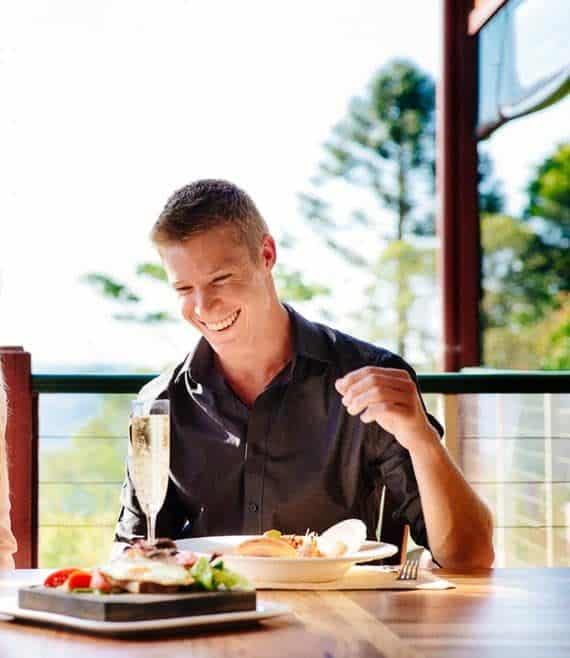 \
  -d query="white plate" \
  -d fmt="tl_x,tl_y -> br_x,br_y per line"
0,598 -> 290,635
176,536 -> 398,584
